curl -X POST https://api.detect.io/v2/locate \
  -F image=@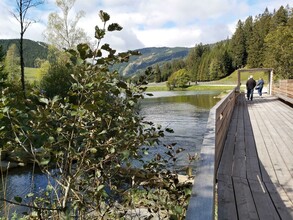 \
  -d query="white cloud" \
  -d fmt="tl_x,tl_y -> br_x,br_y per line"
0,0 -> 291,52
